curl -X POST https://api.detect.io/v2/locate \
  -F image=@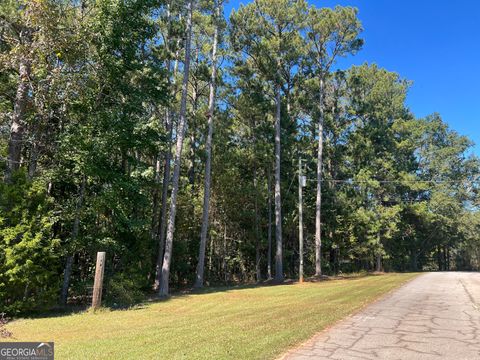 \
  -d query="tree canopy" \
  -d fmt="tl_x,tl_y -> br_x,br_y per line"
1,0 -> 478,314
